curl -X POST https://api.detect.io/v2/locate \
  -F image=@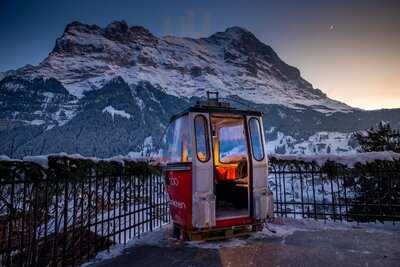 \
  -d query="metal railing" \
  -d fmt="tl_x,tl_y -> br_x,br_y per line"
269,157 -> 400,223
0,157 -> 169,266
1,155 -> 399,266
